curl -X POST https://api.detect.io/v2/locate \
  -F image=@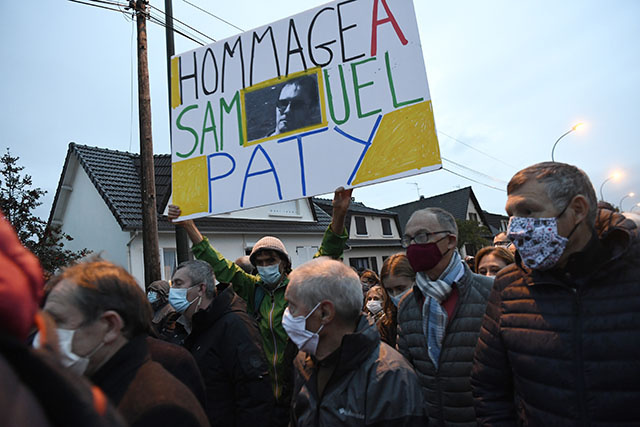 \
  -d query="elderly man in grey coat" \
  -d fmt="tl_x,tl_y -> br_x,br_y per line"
285,257 -> 426,426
